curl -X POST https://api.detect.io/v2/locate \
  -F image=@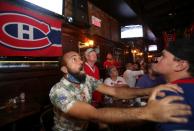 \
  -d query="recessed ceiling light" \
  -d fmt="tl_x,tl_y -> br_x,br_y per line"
168,13 -> 173,16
